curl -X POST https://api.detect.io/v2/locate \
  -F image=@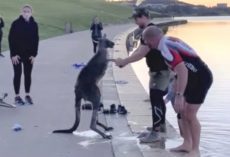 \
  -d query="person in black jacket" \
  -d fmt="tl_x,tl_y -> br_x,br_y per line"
8,5 -> 39,105
90,16 -> 103,53
0,15 -> 4,57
